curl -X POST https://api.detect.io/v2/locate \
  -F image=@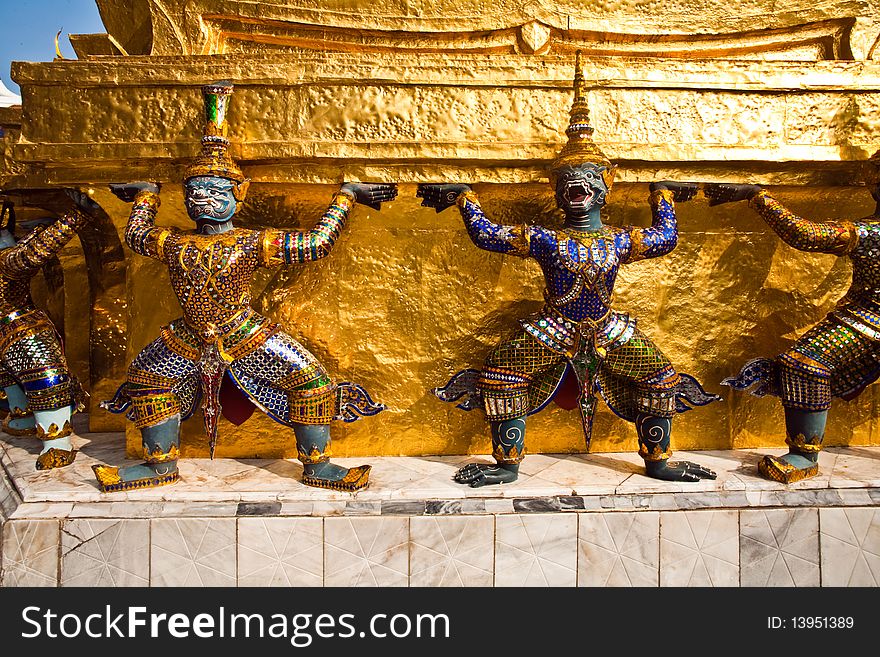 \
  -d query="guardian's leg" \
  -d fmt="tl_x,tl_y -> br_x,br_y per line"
295,423 -> 370,492
454,416 -> 524,487
601,328 -> 716,482
93,336 -> 193,492
2,384 -> 35,435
